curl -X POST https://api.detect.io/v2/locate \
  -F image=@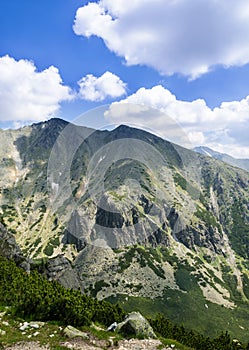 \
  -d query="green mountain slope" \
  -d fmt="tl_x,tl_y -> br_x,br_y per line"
0,118 -> 249,342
